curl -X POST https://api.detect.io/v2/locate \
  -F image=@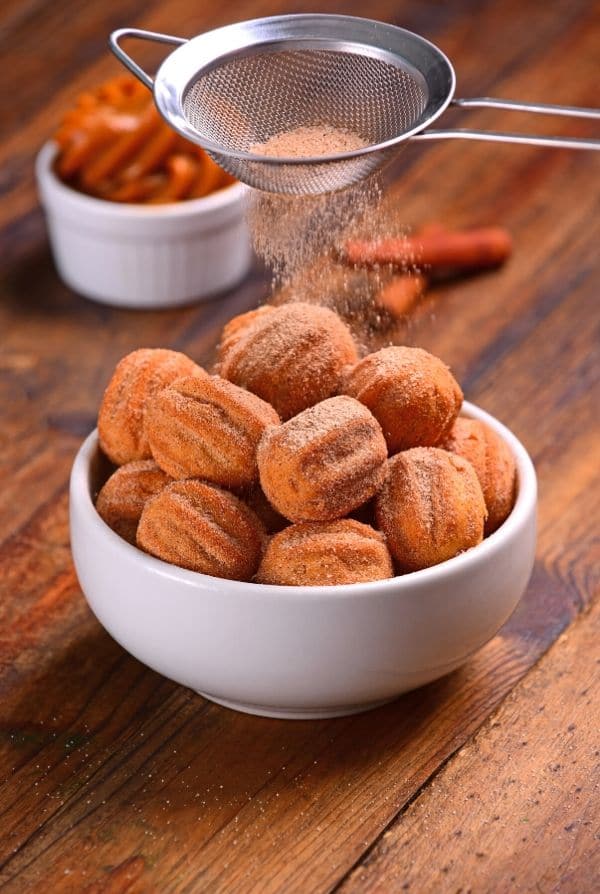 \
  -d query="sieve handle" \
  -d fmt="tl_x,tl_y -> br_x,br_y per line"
452,97 -> 600,119
414,96 -> 600,150
109,28 -> 187,90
